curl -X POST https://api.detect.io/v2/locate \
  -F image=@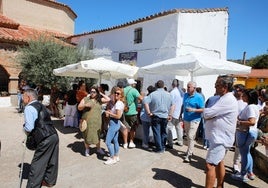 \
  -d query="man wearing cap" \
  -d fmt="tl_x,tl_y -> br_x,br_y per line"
123,78 -> 143,148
